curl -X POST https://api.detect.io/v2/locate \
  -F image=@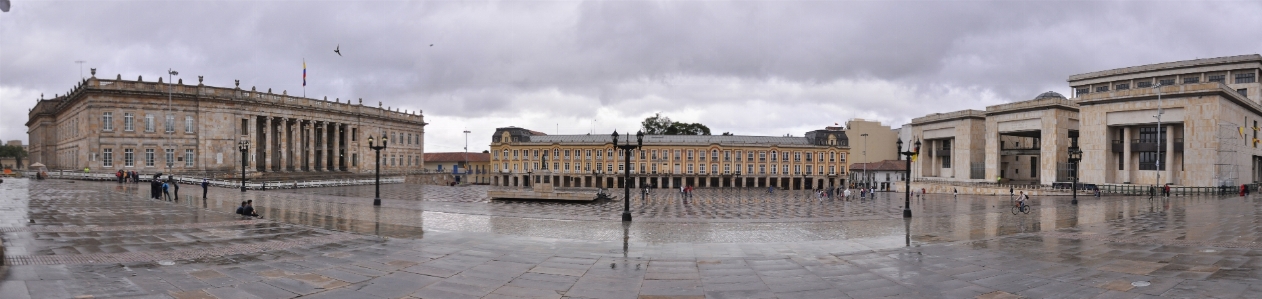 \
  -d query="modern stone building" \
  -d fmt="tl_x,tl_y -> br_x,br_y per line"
25,70 -> 427,178
1072,54 -> 1261,187
489,126 -> 851,190
907,54 -> 1262,187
